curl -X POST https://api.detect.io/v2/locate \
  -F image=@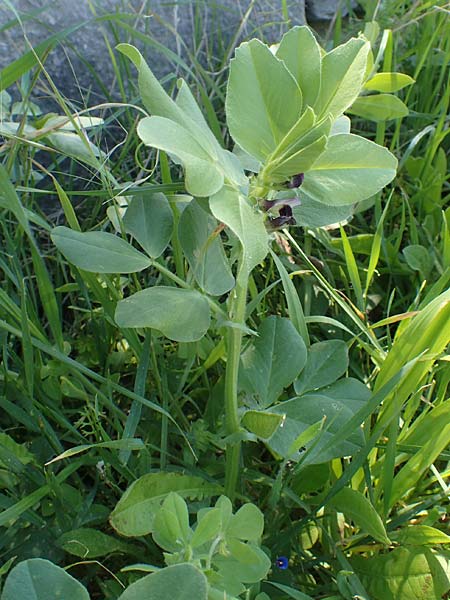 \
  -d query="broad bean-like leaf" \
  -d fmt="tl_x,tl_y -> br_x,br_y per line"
123,193 -> 173,258
178,199 -> 235,296
137,116 -> 224,197
348,94 -> 408,122
364,72 -> 415,93
119,45 -> 246,190
241,410 -> 284,439
302,133 -> 397,205
115,286 -> 210,342
316,37 -> 370,120
153,493 -> 191,552
110,473 -> 221,536
1,558 -> 89,600
267,390 -> 366,463
226,39 -> 302,161
57,527 -> 138,558
276,26 -> 322,107
215,539 -> 271,584
118,564 -> 208,600
240,316 -> 307,408
191,507 -> 222,548
209,186 -> 268,281
352,547 -> 450,600
294,339 -> 349,395
402,244 -> 433,275
330,115 -> 351,135
269,135 -> 328,181
47,132 -> 104,168
51,226 -> 151,273
293,192 -> 354,228
329,487 -> 390,545
227,503 -> 264,541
